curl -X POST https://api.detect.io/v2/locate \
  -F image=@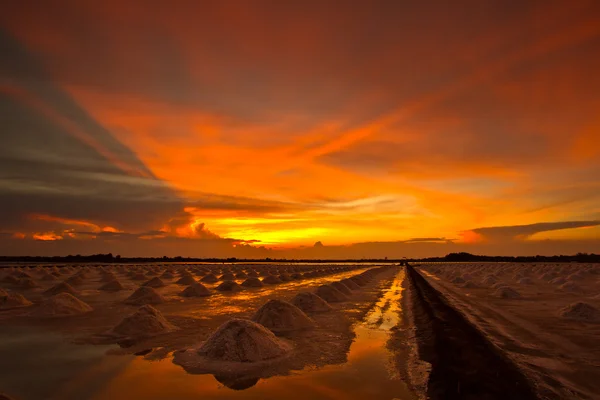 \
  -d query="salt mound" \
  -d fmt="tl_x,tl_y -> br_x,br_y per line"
560,302 -> 600,322
494,286 -> 521,299
291,292 -> 332,313
0,292 -> 33,308
451,276 -> 465,284
350,276 -> 368,286
242,277 -> 263,288
100,272 -> 117,282
174,274 -> 195,285
550,277 -> 567,285
262,275 -> 282,285
331,281 -> 352,296
517,277 -> 533,285
99,279 -> 125,292
340,278 -> 360,290
567,272 -> 586,281
65,275 -> 84,286
279,274 -> 291,282
32,293 -> 92,317
216,280 -> 241,292
540,273 -> 557,281
18,278 -> 40,289
252,299 -> 314,334
44,282 -> 78,296
482,275 -> 497,285
462,281 -> 478,289
161,271 -> 175,279
194,319 -> 291,362
315,285 -> 348,303
13,270 -> 32,278
219,273 -> 235,281
559,282 -> 581,292
143,277 -> 166,288
200,274 -> 218,284
131,273 -> 148,281
40,273 -> 57,281
110,305 -> 176,337
235,272 -> 248,279
1,275 -> 19,284
125,286 -> 165,305
181,282 -> 211,297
